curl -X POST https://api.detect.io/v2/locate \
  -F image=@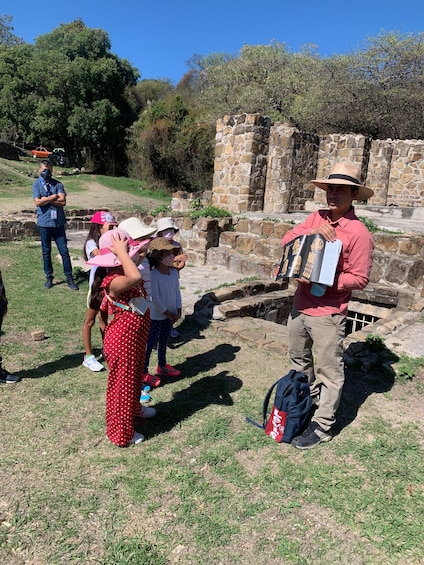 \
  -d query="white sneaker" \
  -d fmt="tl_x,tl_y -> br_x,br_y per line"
138,406 -> 157,419
83,355 -> 104,372
129,432 -> 145,445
